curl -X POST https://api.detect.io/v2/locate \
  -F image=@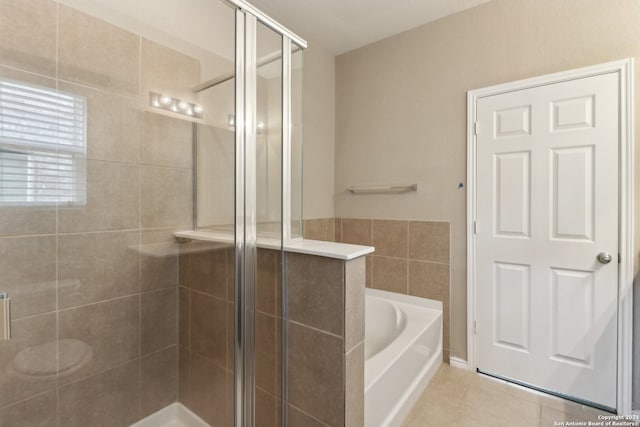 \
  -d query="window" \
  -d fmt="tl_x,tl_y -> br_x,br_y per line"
0,79 -> 87,206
